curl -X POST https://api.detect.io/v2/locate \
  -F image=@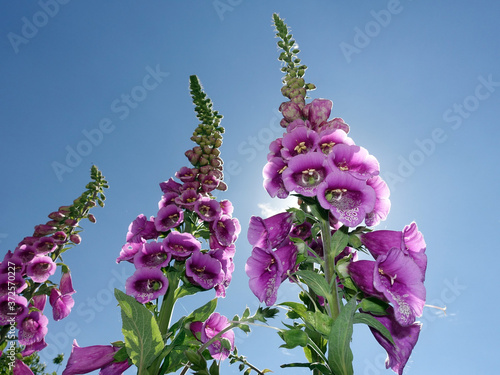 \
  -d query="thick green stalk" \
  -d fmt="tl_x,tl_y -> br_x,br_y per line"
320,218 -> 340,320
